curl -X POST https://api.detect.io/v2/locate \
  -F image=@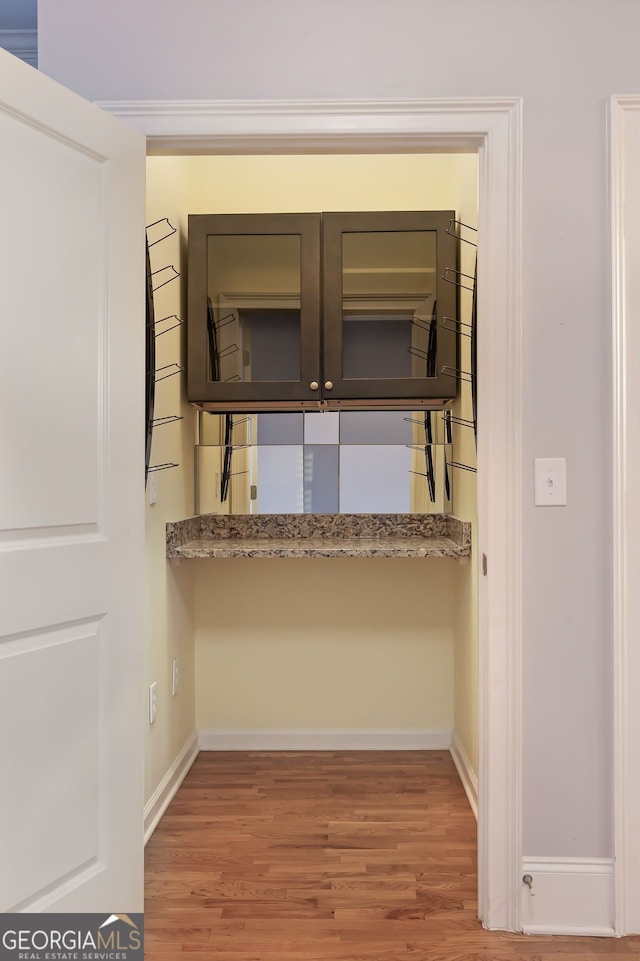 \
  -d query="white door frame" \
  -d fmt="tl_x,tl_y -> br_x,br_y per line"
610,95 -> 640,937
100,97 -> 524,932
